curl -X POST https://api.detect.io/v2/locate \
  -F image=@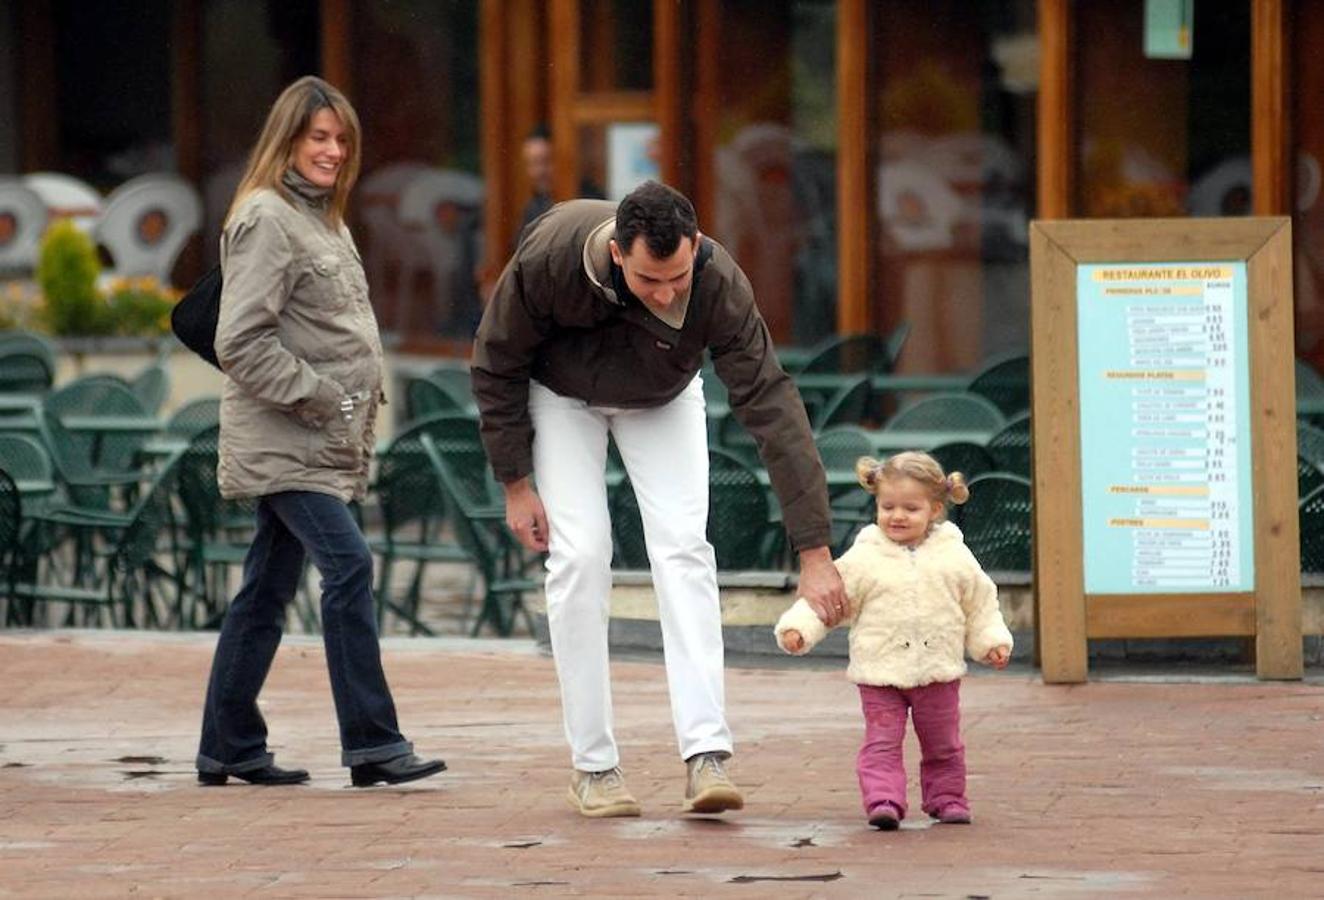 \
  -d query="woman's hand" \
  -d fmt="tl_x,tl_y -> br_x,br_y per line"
780,629 -> 805,653
983,645 -> 1010,669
